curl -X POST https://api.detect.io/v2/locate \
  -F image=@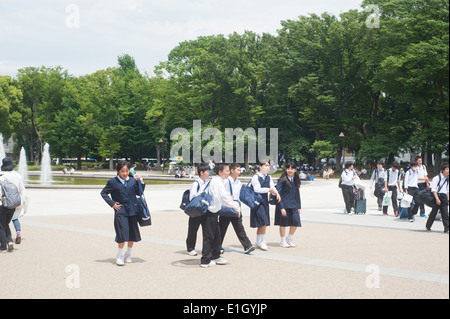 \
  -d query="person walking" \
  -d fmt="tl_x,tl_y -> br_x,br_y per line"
250,161 -> 280,251
370,161 -> 387,211
404,161 -> 421,222
275,162 -> 302,248
384,161 -> 402,216
341,162 -> 357,215
185,162 -> 210,256
416,156 -> 429,217
0,157 -> 26,253
200,163 -> 240,268
426,163 -> 449,234
219,163 -> 255,255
